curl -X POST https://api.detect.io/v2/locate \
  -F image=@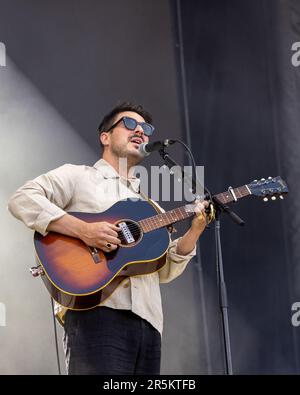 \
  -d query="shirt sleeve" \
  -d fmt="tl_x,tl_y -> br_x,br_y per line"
158,236 -> 197,283
7,164 -> 78,236
145,198 -> 197,284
